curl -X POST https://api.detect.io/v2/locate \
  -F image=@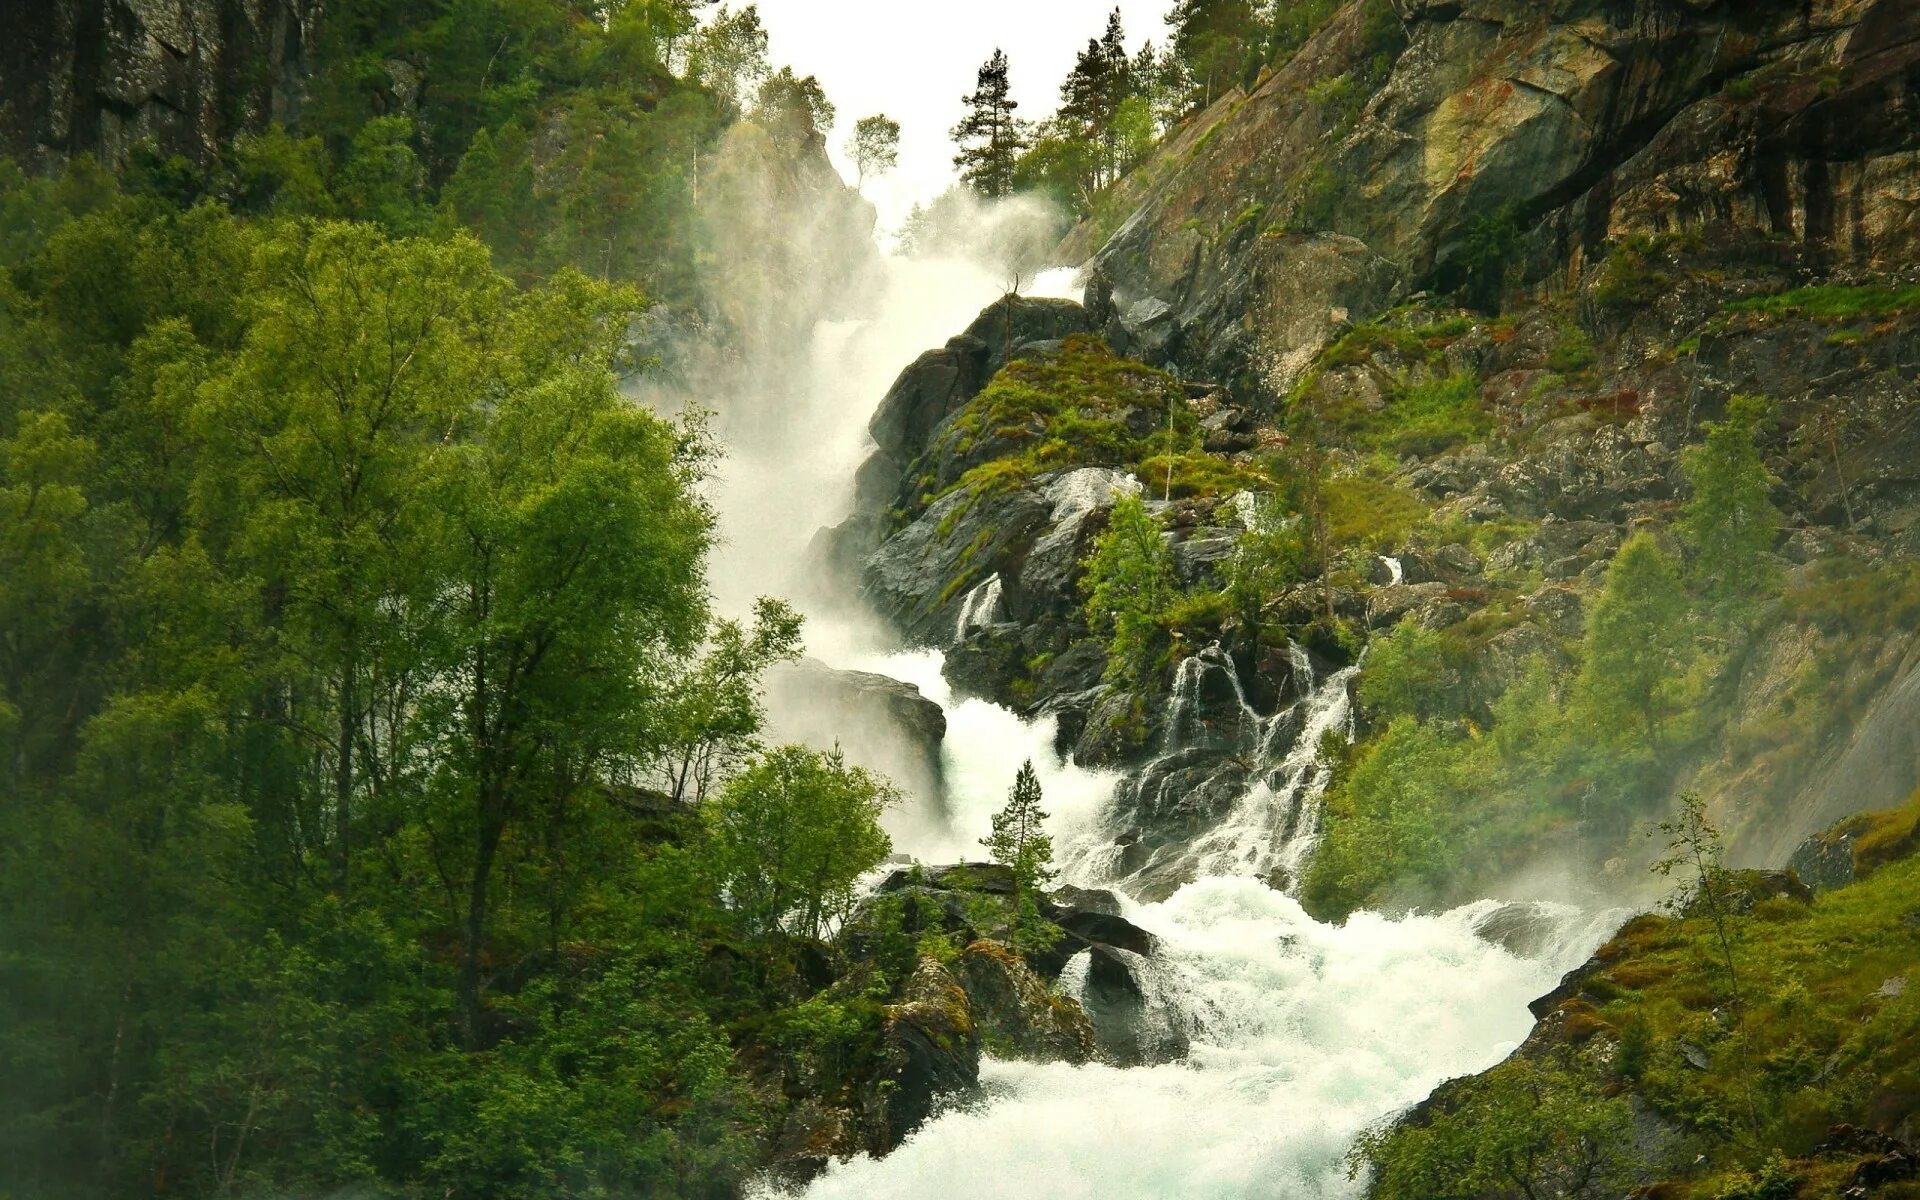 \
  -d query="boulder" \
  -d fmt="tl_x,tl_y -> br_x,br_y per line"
764,660 -> 947,812
862,957 -> 980,1154
953,941 -> 1097,1064
1063,943 -> 1190,1067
